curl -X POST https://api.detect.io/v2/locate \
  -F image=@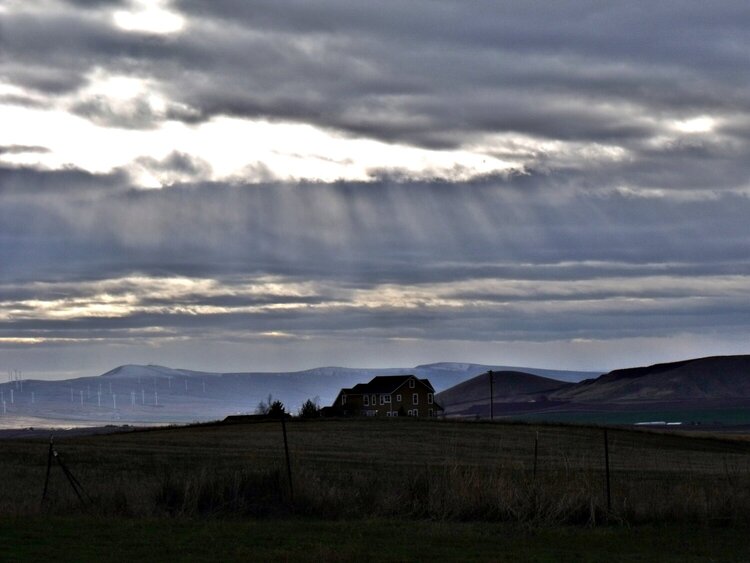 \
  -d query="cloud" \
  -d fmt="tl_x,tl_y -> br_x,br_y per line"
0,145 -> 50,155
2,164 -> 749,281
1,165 -> 749,363
132,150 -> 212,185
2,2 -> 750,375
3,1 -> 750,155
3,1 -> 750,189
70,95 -> 165,129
